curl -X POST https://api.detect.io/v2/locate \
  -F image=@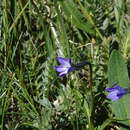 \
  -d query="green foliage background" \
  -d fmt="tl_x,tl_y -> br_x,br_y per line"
0,0 -> 130,130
